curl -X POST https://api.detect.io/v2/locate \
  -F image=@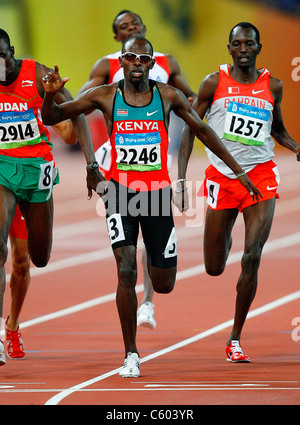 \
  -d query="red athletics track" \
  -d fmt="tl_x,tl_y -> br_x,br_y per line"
0,144 -> 300,406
